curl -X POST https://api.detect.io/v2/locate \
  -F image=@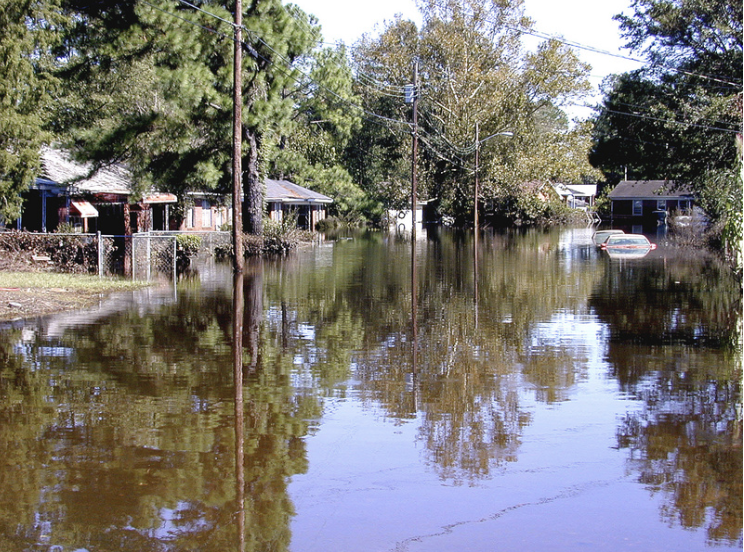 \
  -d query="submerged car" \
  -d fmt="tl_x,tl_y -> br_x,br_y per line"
592,229 -> 624,246
600,233 -> 657,259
